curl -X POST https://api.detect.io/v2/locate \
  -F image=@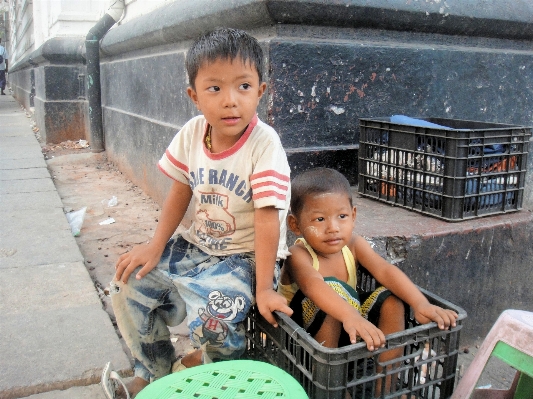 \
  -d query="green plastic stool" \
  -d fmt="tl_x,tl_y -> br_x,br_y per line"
453,310 -> 533,399
491,341 -> 533,398
136,359 -> 309,399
